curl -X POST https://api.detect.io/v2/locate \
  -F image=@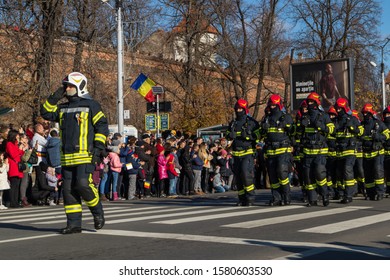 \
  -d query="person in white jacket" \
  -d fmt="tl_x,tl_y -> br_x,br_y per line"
0,151 -> 10,209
